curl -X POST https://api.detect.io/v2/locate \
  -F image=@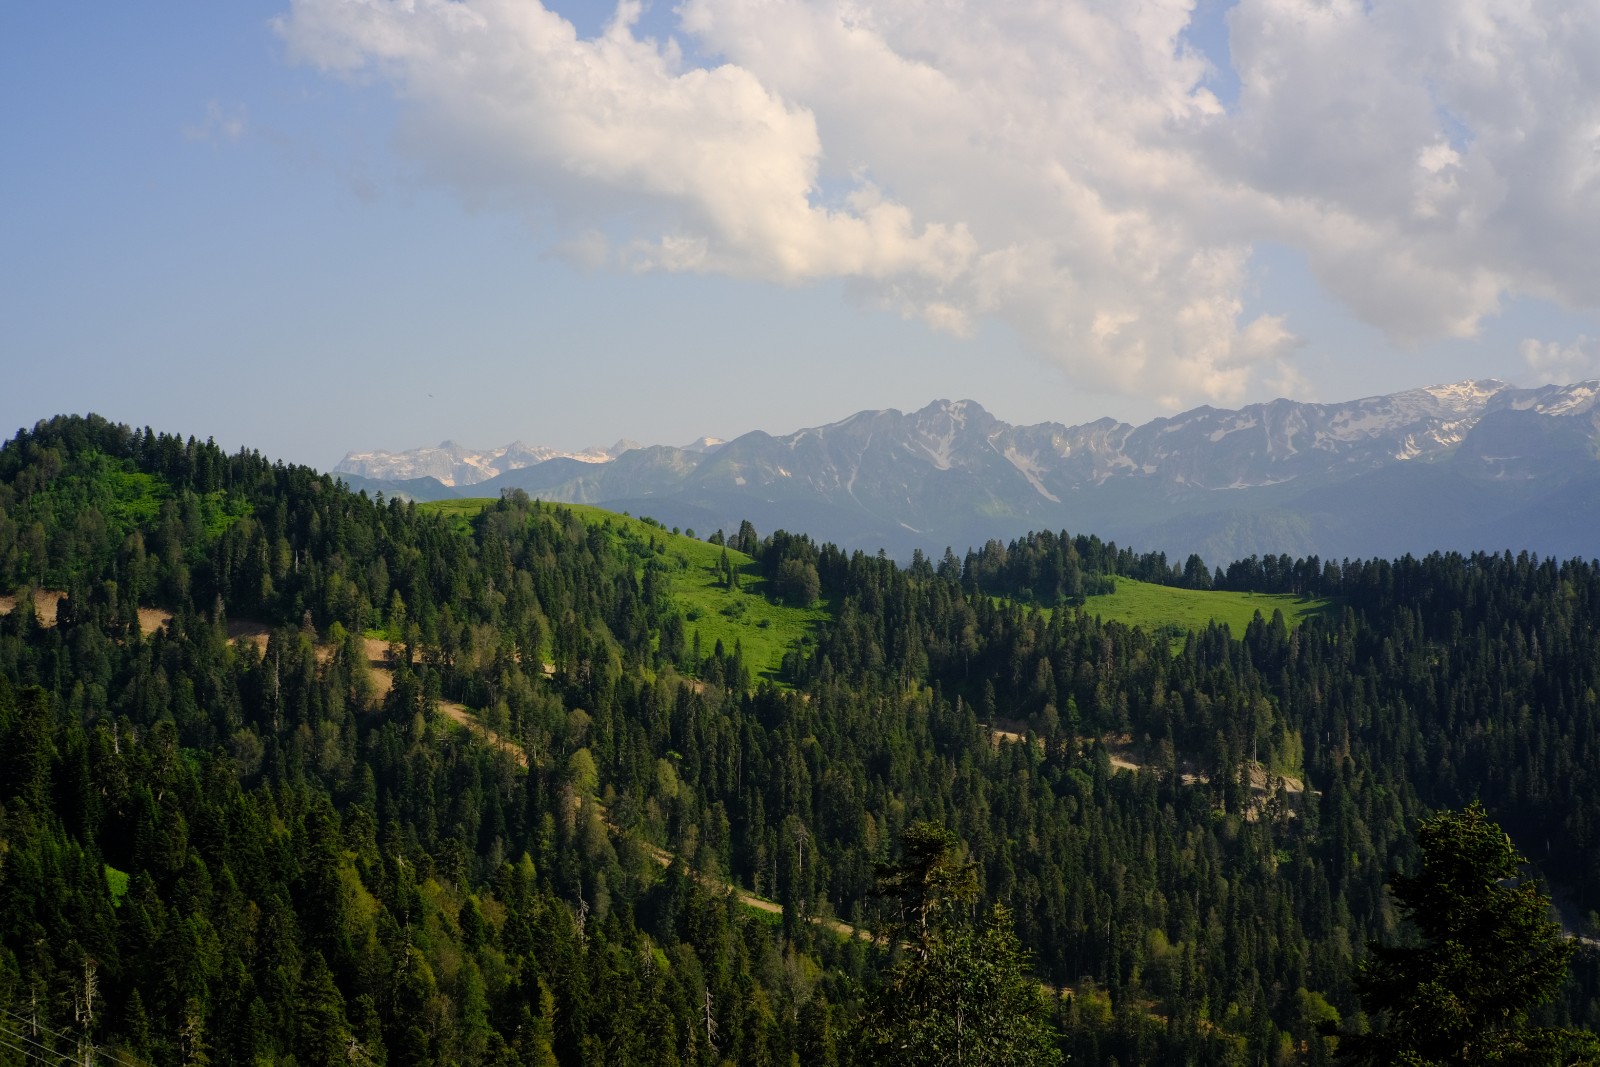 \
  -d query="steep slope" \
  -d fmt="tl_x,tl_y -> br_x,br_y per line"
10,415 -> 1600,1064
